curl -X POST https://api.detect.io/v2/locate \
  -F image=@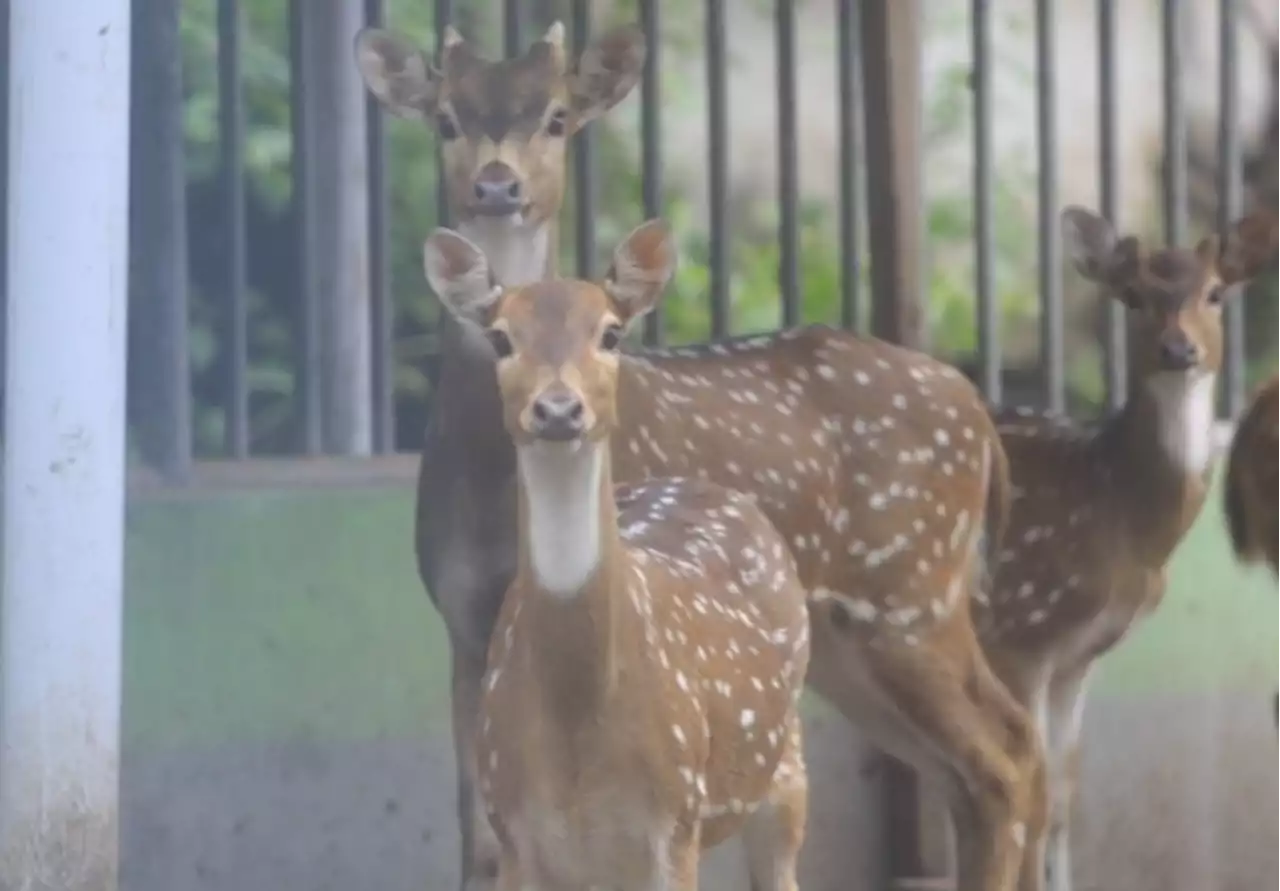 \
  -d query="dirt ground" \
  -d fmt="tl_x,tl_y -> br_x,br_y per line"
117,694 -> 1276,891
